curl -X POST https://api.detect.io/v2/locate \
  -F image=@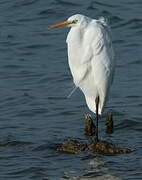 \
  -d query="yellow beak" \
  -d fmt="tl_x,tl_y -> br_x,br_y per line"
49,21 -> 71,29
